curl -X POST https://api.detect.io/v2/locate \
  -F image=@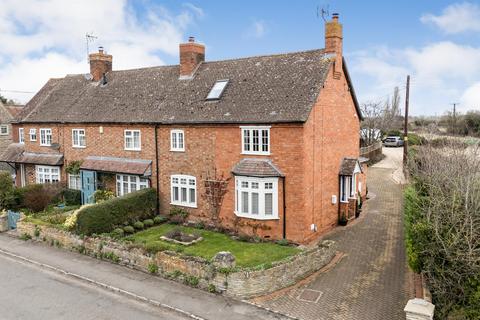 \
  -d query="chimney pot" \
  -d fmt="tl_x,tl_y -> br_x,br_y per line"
325,13 -> 343,74
332,13 -> 339,21
98,46 -> 104,54
188,36 -> 195,43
